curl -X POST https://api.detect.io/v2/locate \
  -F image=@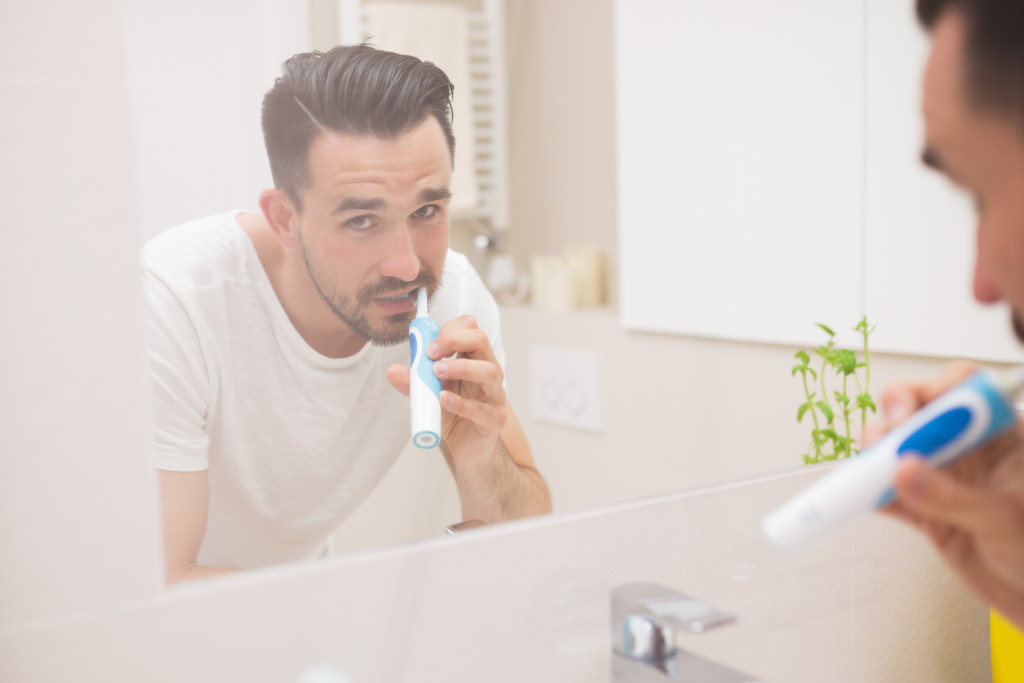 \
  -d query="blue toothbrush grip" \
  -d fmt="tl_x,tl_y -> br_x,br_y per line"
410,318 -> 442,397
